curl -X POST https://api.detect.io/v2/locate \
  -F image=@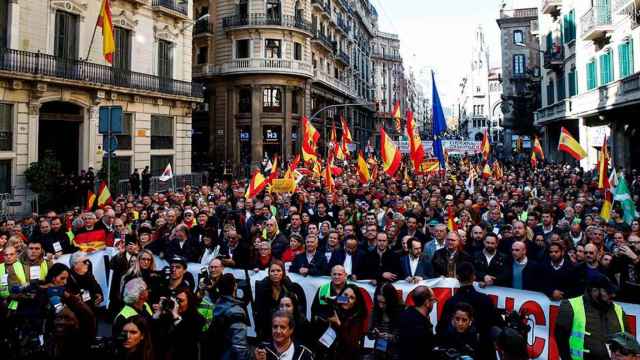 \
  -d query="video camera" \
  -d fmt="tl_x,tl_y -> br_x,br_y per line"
432,347 -> 474,360
89,333 -> 126,360
501,310 -> 531,338
320,294 -> 349,308
198,267 -> 212,291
